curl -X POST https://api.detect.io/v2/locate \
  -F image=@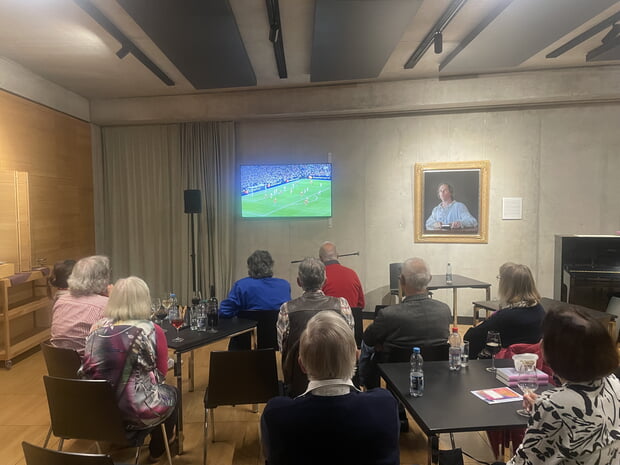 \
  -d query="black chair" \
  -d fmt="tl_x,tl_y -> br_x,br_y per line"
40,342 -> 82,447
22,441 -> 115,465
351,307 -> 364,348
43,376 -> 173,465
384,342 -> 450,363
204,349 -> 280,465
228,309 -> 280,350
